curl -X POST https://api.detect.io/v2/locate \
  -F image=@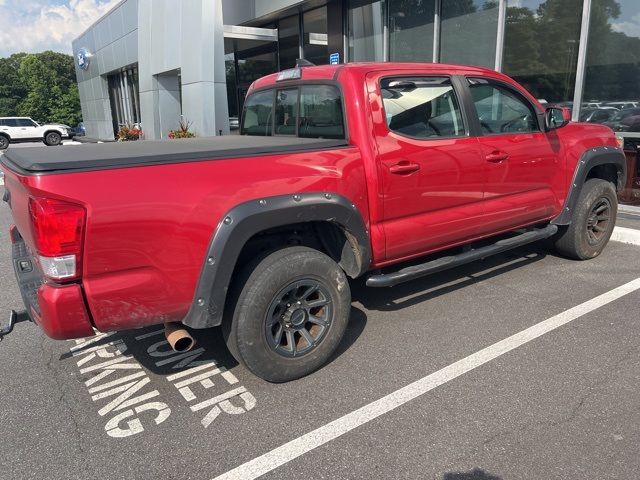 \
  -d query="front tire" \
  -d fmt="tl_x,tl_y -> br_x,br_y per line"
554,178 -> 617,260
224,246 -> 351,383
44,132 -> 62,146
